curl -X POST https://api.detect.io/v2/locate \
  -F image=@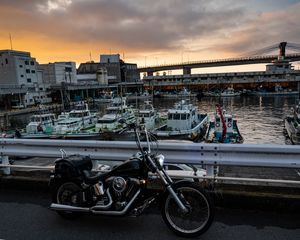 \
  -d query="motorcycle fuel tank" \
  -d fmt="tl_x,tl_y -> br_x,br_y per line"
109,158 -> 144,178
